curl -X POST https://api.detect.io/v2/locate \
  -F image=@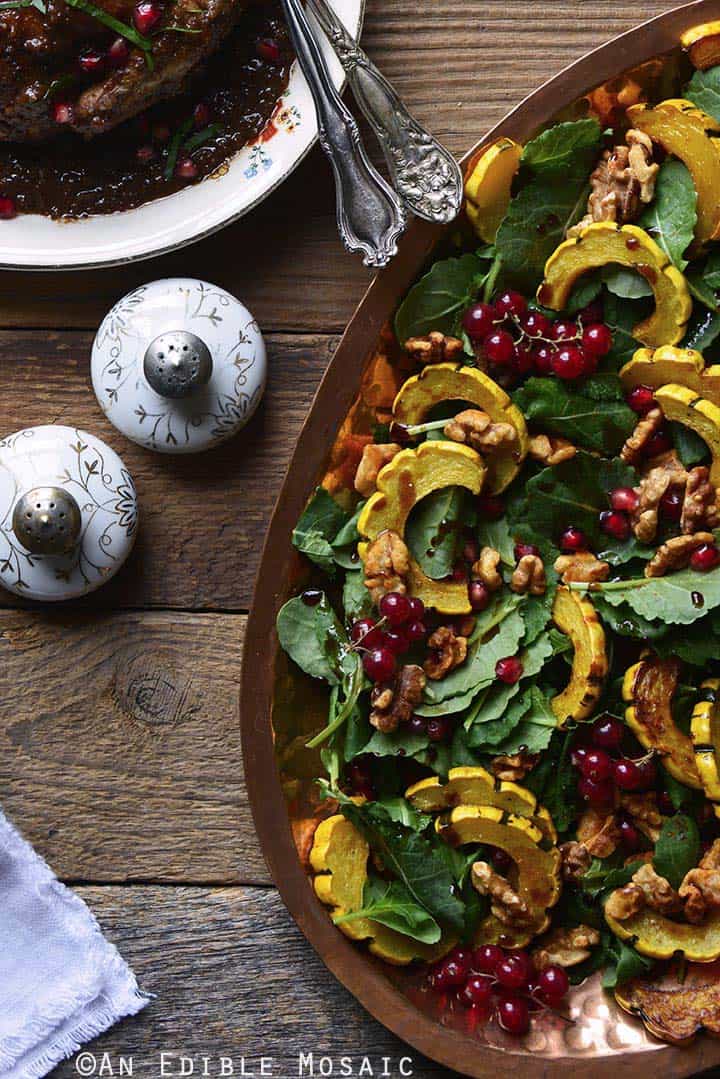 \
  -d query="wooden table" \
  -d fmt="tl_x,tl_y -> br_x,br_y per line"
0,3 -> 689,1075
